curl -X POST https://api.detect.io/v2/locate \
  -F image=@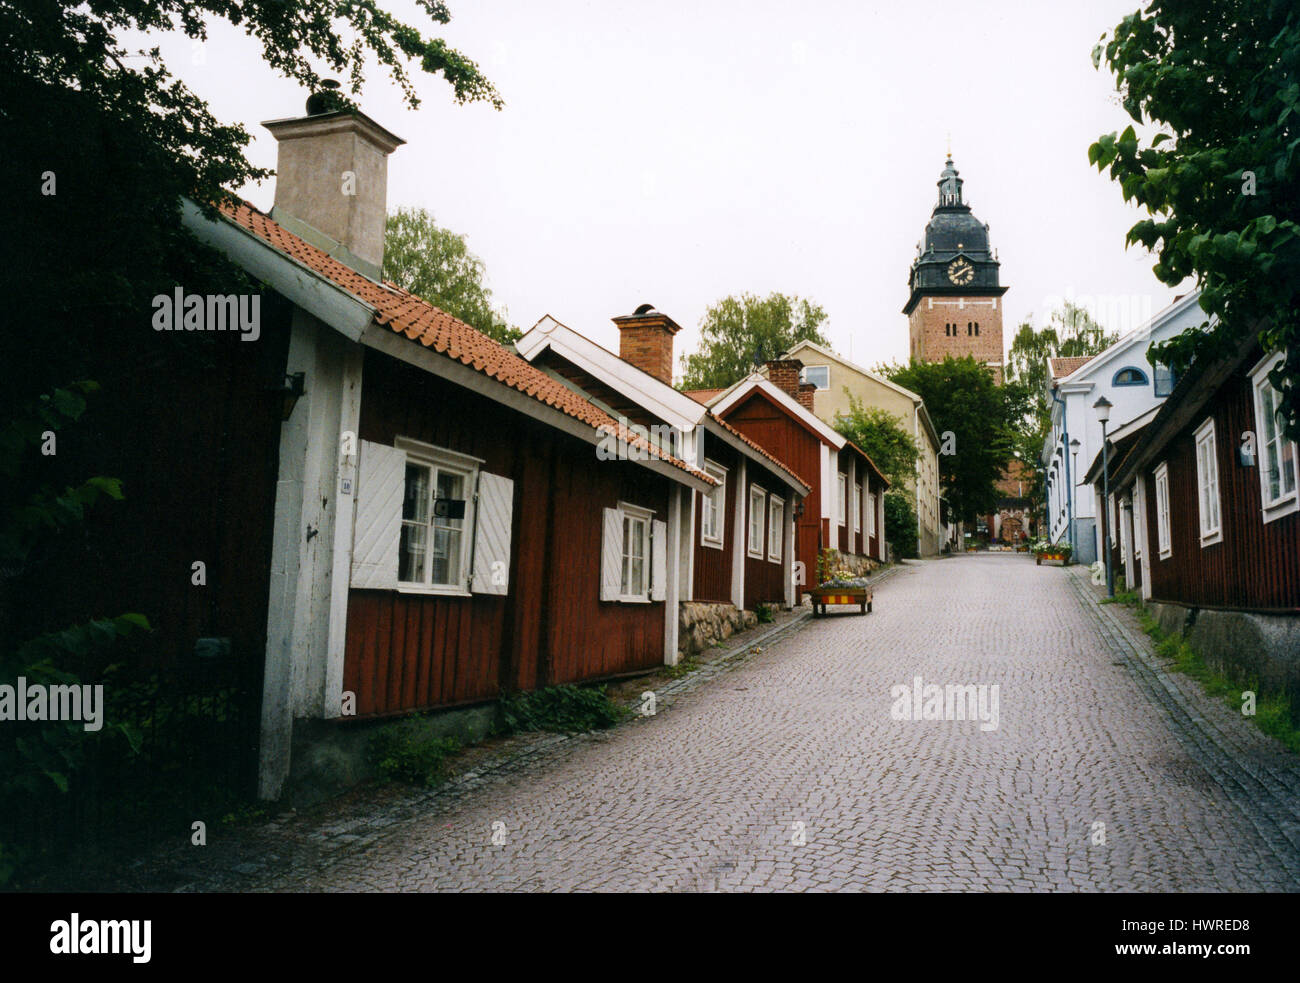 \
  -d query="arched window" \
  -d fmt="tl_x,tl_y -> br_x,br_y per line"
974,322 -> 980,336
1112,366 -> 1149,387
966,322 -> 972,336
